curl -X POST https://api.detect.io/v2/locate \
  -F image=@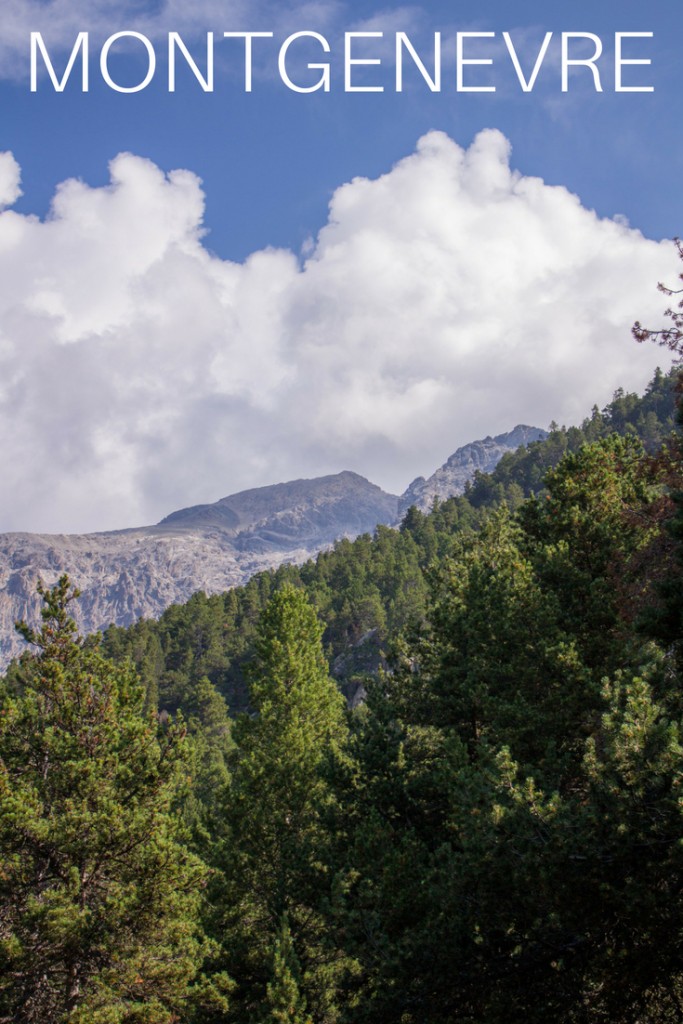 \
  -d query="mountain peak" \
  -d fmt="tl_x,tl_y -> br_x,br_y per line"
159,471 -> 398,536
400,424 -> 548,515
